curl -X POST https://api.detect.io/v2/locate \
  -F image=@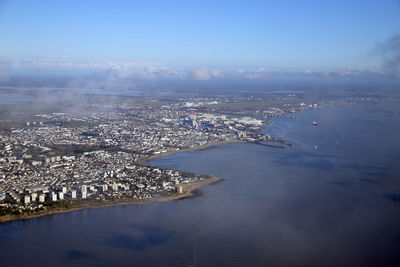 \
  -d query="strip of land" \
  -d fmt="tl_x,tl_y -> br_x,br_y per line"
0,94 -> 298,223
1,141 -> 238,223
0,175 -> 222,223
139,140 -> 244,164
0,139 -> 287,223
